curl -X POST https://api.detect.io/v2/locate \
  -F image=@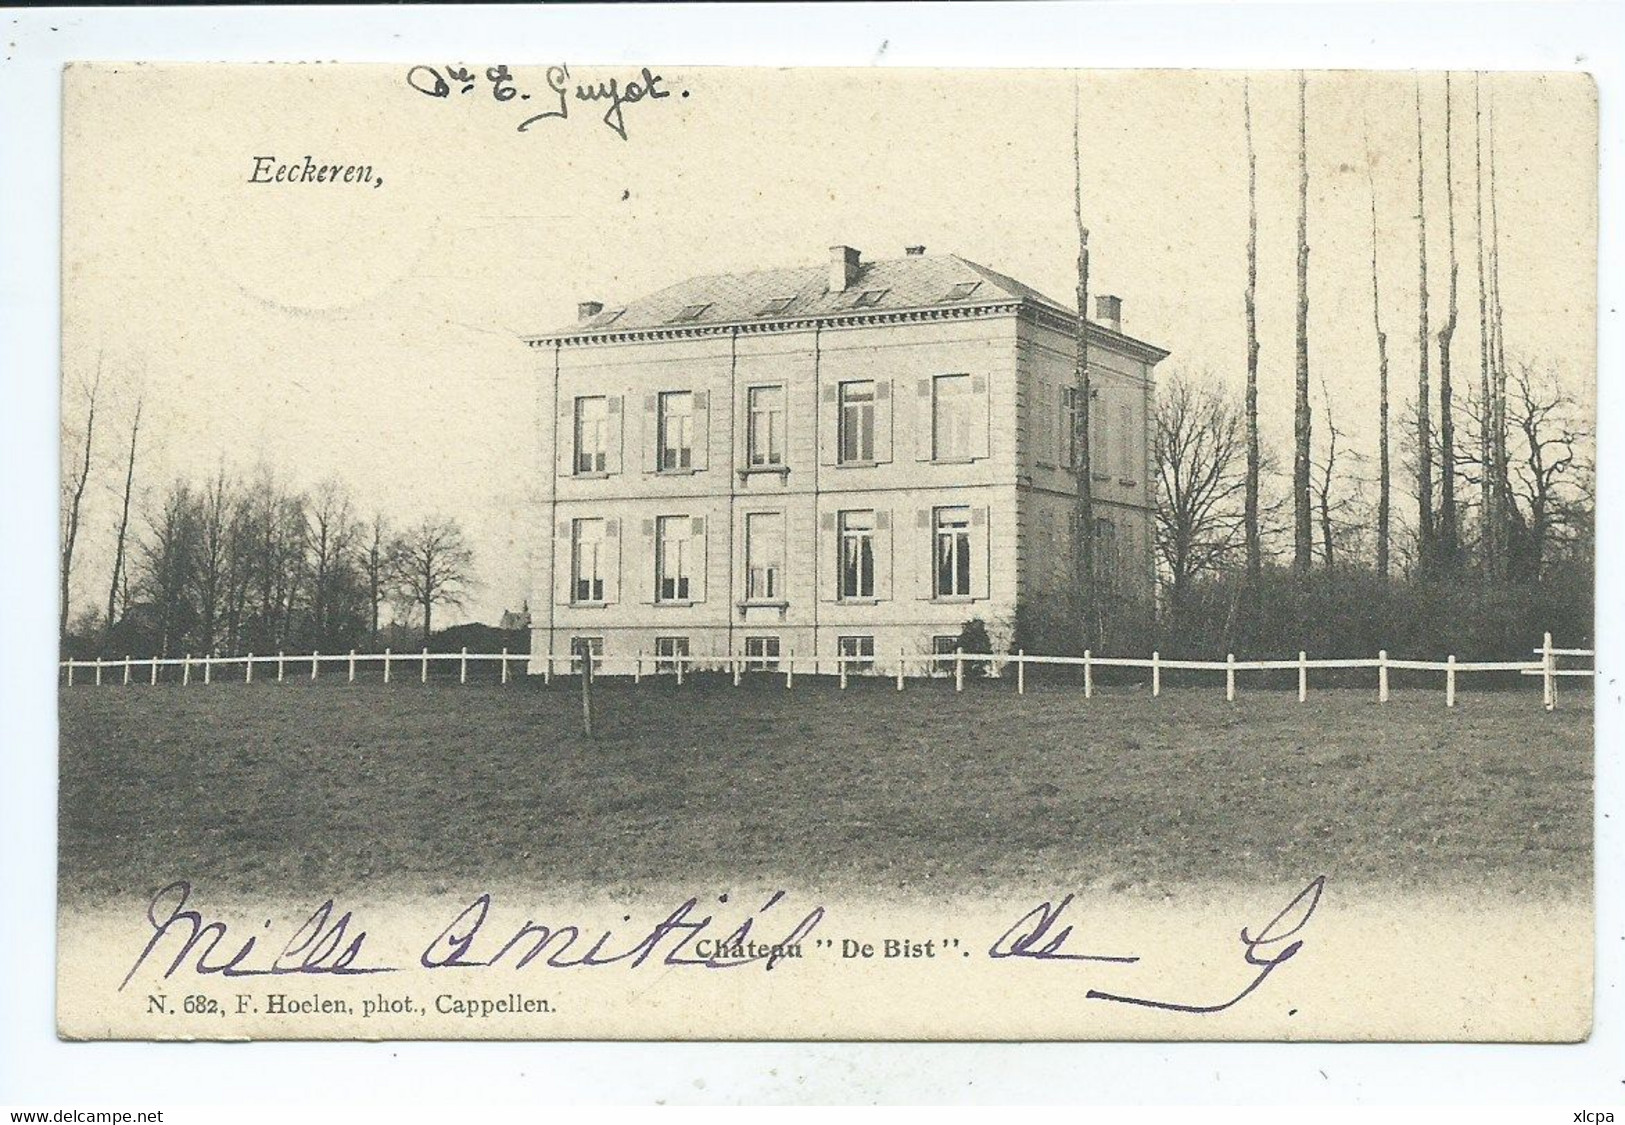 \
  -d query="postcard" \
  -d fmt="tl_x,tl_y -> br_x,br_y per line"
55,62 -> 1596,1041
